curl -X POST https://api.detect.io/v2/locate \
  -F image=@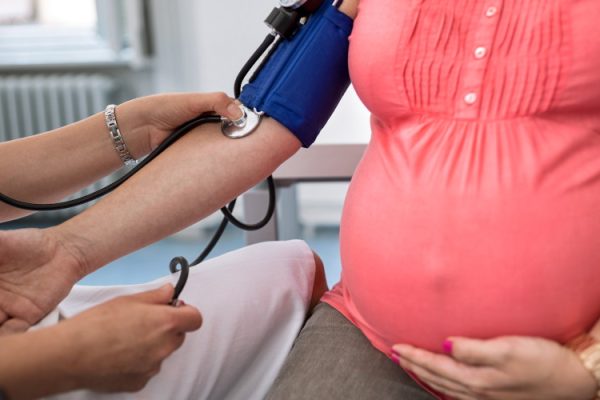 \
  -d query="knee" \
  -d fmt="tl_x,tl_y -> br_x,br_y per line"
309,251 -> 328,311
